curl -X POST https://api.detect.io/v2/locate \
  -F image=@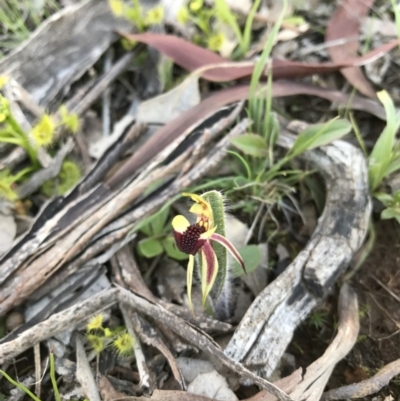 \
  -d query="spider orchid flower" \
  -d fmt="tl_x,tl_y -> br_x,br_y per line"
172,192 -> 246,311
